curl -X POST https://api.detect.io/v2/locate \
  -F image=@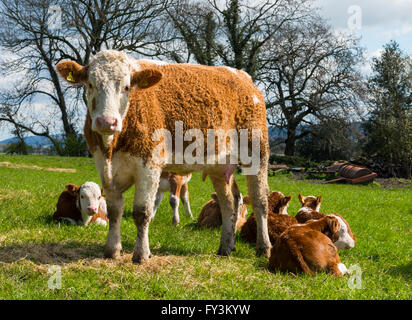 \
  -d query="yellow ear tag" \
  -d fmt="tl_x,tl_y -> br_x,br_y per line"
140,80 -> 149,88
67,72 -> 75,82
